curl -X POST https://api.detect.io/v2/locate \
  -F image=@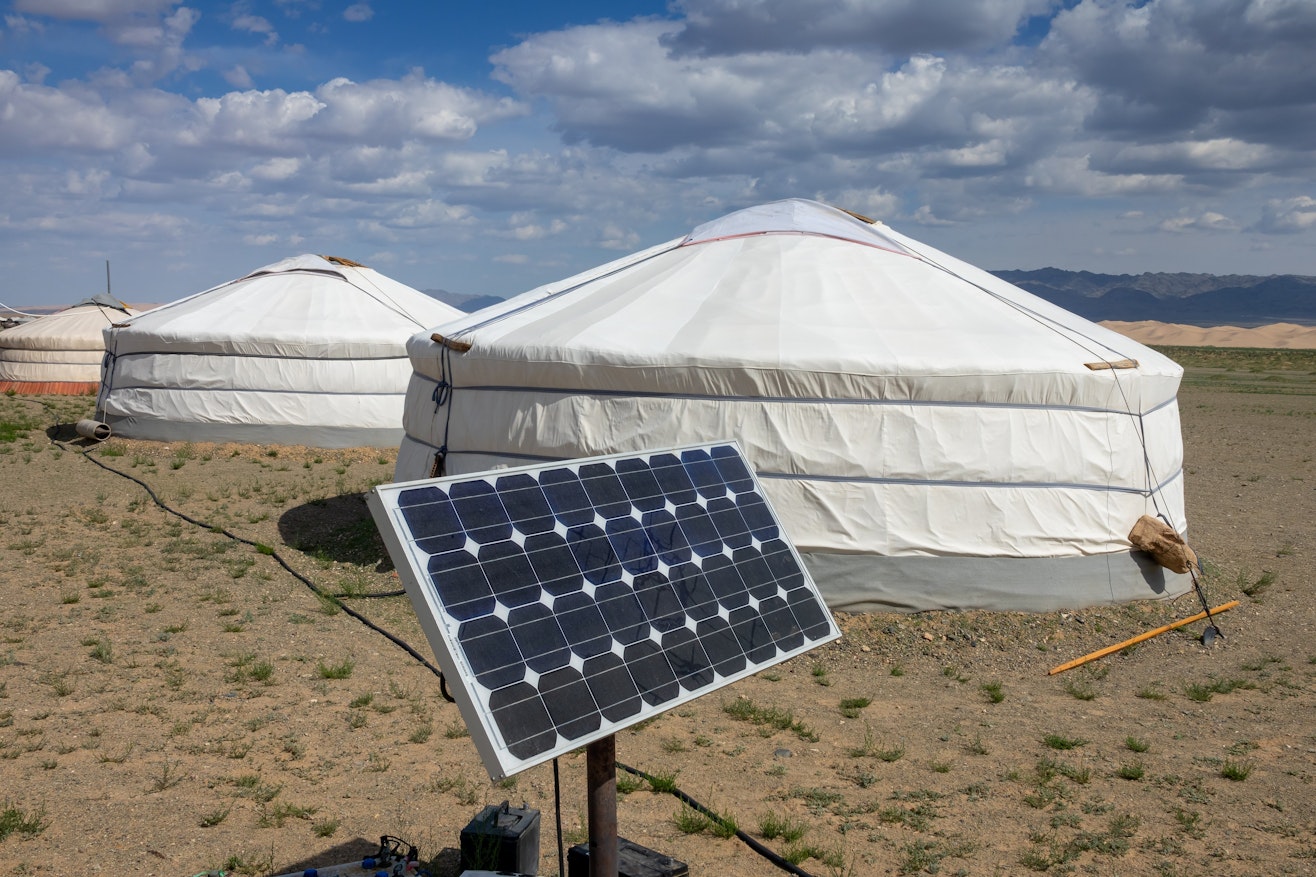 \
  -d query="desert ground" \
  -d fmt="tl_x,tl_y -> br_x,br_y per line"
0,342 -> 1313,877
1099,322 -> 1316,350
